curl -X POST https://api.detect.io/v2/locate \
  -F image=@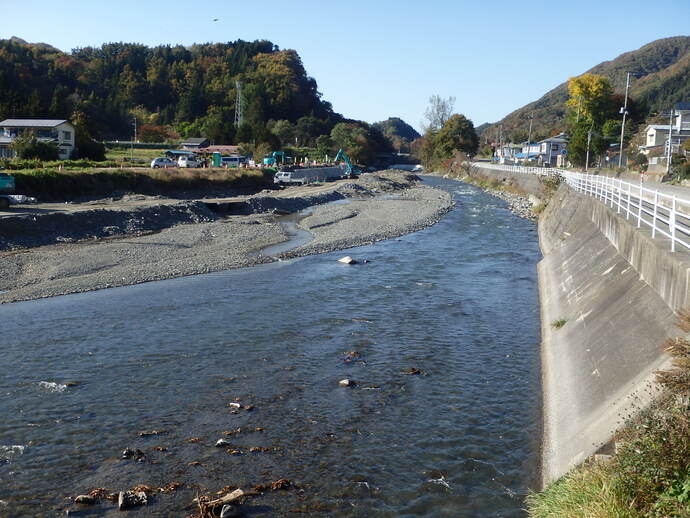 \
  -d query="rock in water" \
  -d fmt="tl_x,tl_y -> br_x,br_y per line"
337,256 -> 357,265
74,495 -> 95,505
118,491 -> 148,510
220,503 -> 242,518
